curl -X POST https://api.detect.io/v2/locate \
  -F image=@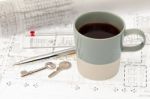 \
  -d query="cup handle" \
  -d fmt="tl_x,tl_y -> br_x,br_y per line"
122,29 -> 146,52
